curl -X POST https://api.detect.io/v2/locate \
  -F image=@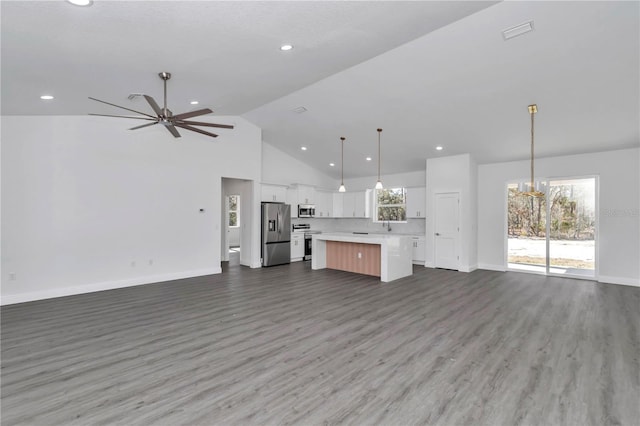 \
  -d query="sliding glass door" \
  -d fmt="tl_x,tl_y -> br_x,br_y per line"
507,177 -> 597,278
